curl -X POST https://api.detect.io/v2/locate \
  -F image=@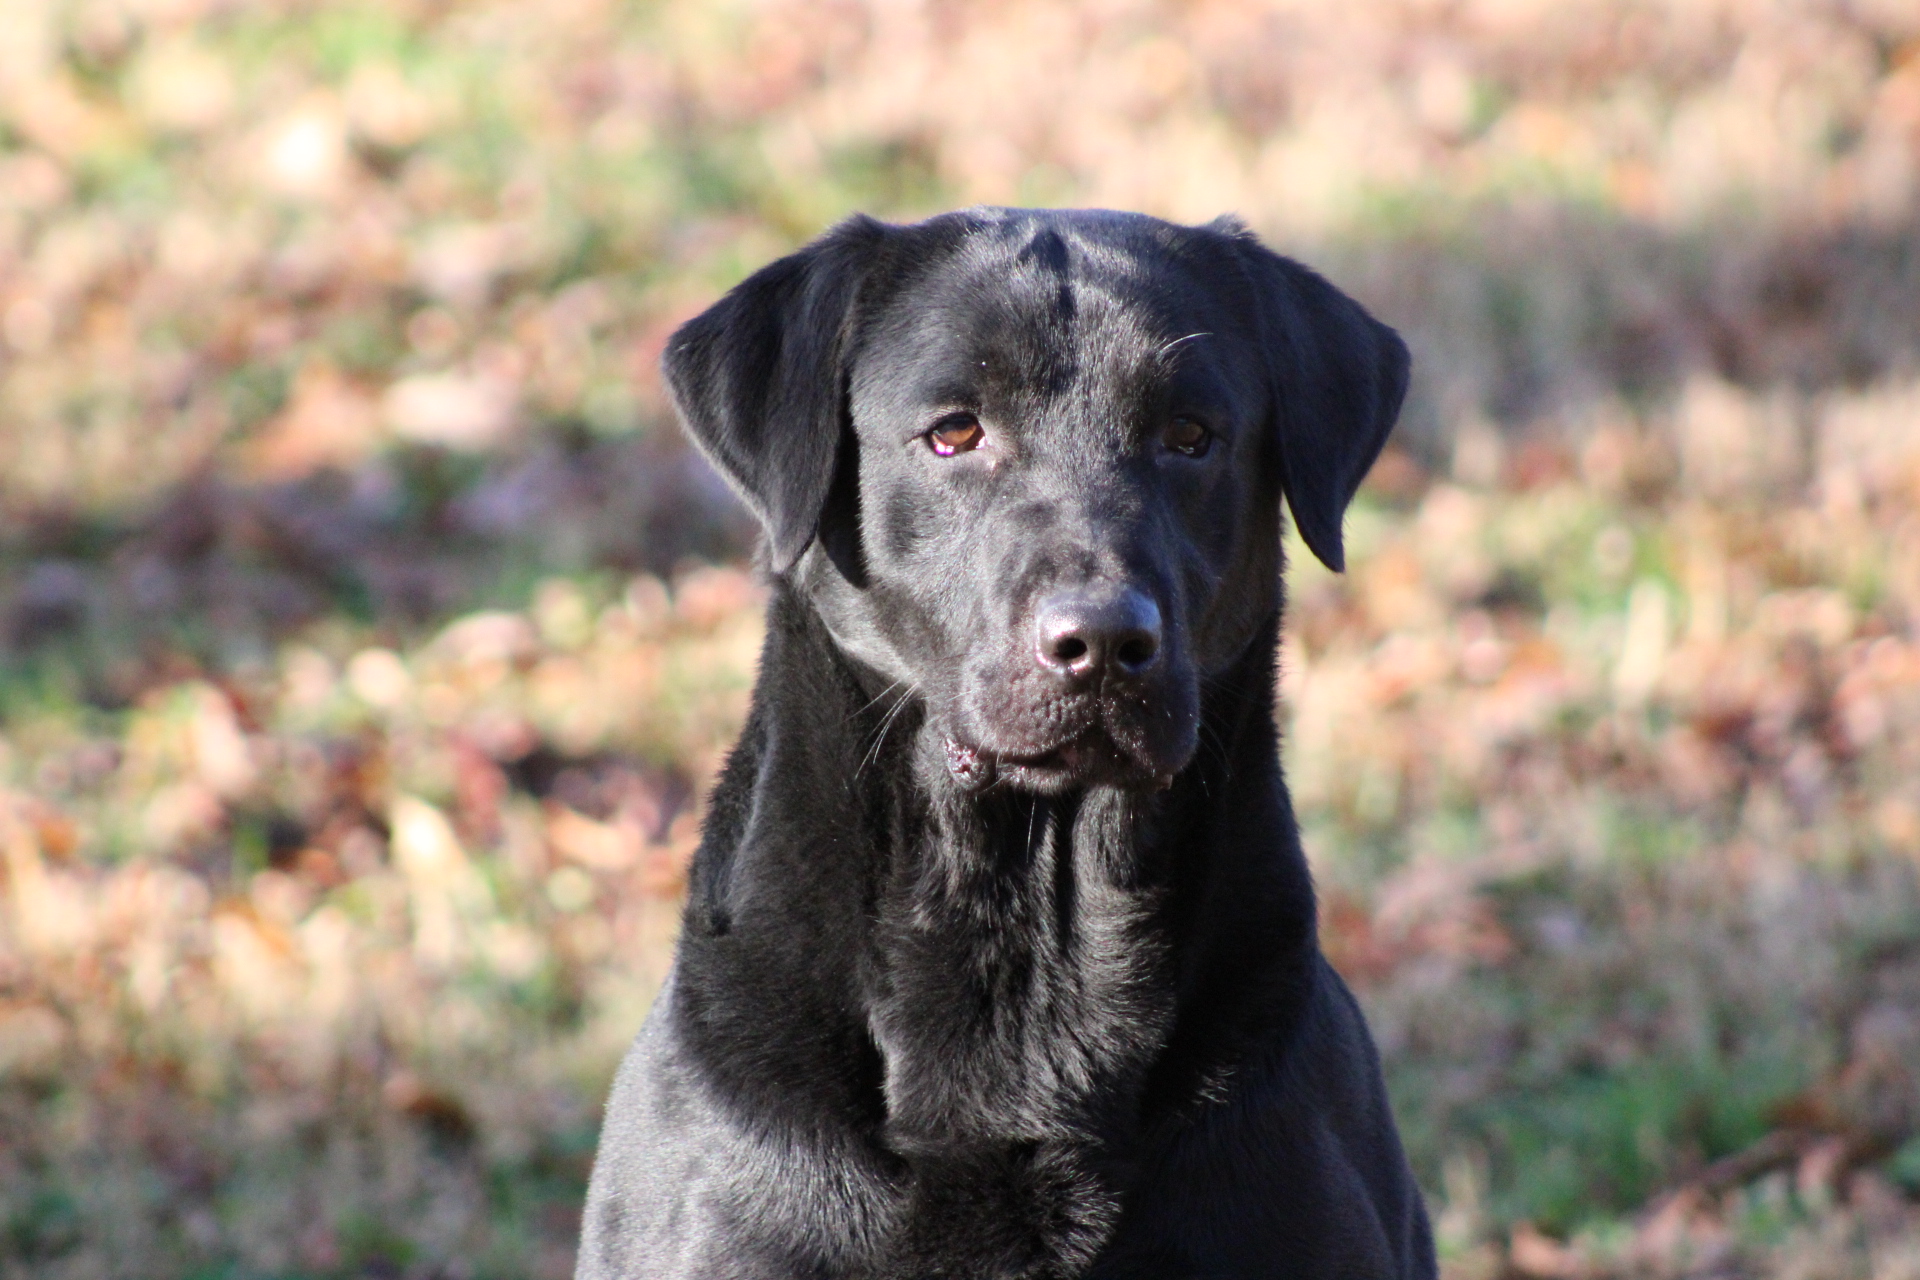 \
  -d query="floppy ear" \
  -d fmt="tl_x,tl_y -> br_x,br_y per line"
1217,223 -> 1410,573
662,216 -> 888,572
